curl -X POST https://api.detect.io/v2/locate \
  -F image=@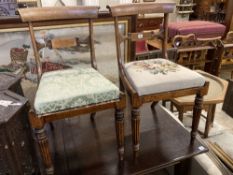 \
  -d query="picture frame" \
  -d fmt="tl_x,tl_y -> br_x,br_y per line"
0,19 -> 129,83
